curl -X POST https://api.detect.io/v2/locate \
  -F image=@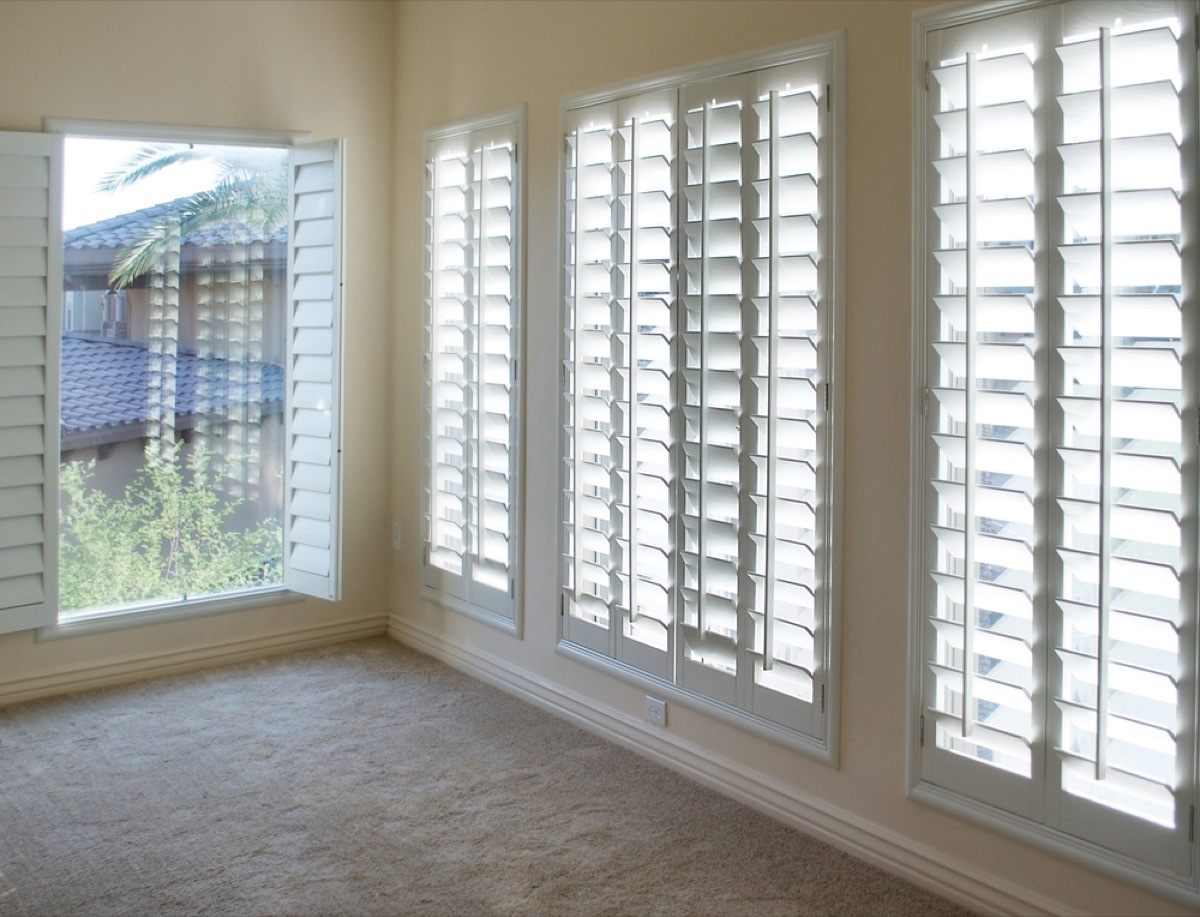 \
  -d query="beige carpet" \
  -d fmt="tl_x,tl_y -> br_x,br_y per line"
0,637 -> 970,916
